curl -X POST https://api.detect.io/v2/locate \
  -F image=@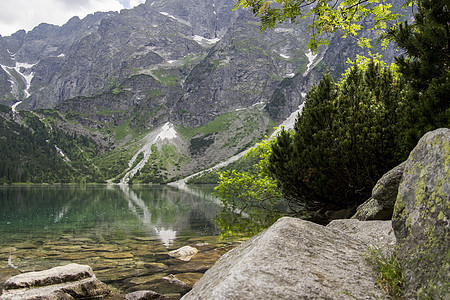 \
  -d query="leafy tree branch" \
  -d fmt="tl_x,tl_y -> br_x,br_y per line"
234,0 -> 405,49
